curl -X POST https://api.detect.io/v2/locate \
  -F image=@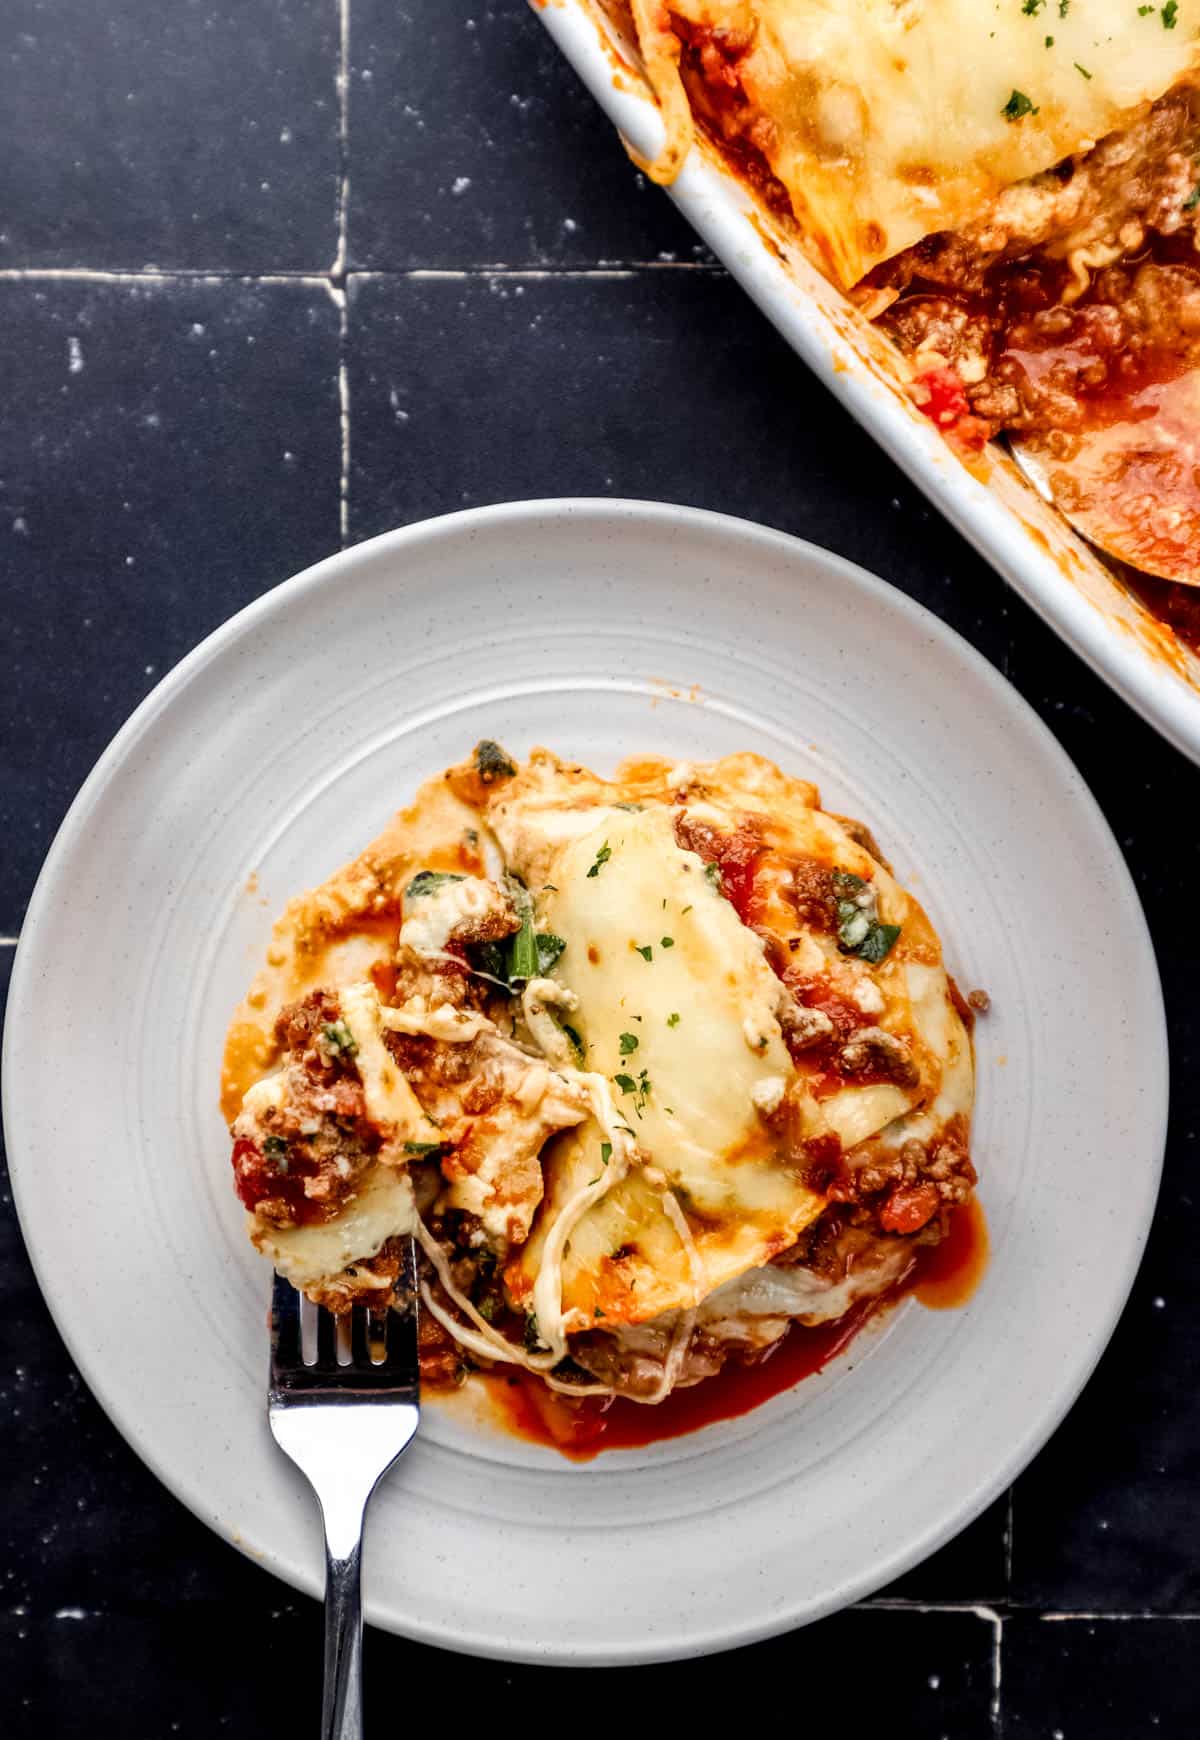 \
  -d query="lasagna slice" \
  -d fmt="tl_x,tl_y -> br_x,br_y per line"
617,2 -> 1200,468
224,742 -> 979,1408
